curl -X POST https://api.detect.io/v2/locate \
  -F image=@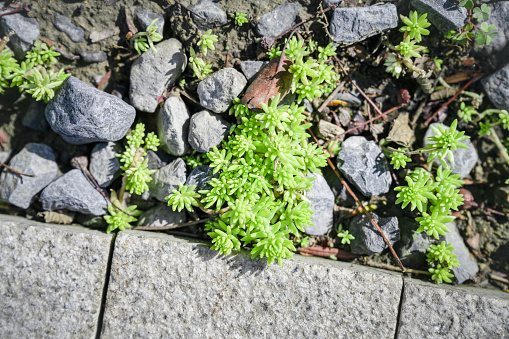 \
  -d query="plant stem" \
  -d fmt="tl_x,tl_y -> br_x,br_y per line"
0,161 -> 35,178
488,127 -> 509,166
